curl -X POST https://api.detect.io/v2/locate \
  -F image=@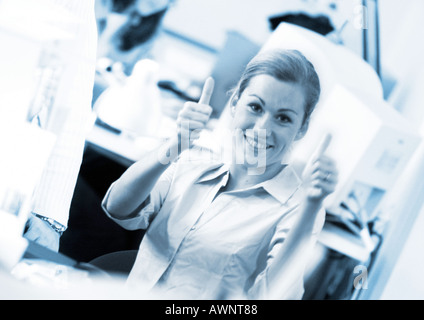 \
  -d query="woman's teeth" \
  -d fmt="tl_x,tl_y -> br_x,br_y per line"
245,135 -> 272,149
